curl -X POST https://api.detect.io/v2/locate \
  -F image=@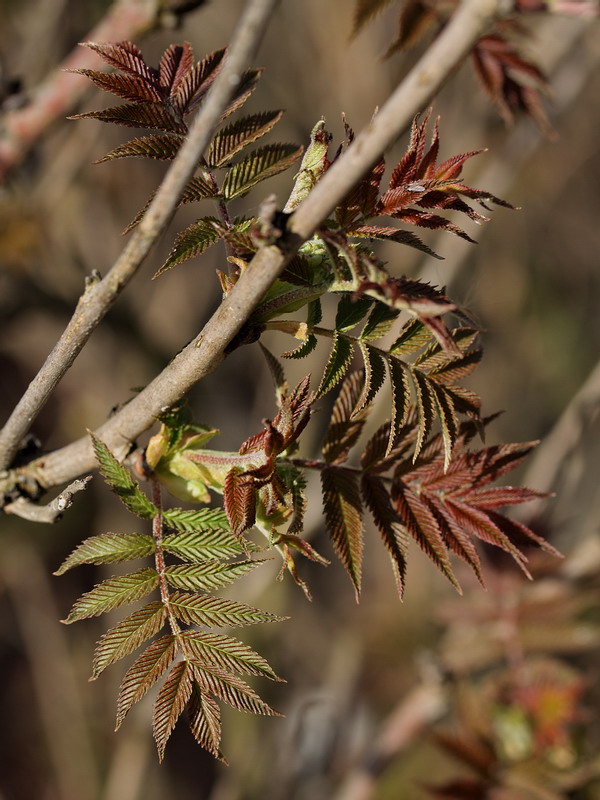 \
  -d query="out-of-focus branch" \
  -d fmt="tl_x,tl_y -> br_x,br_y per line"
0,0 -> 162,181
331,678 -> 447,800
0,0 -> 282,474
15,0 -> 512,496
516,357 -> 600,519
